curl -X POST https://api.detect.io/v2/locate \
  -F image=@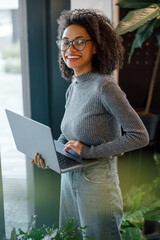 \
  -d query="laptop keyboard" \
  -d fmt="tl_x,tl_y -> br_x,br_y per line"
56,151 -> 80,169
